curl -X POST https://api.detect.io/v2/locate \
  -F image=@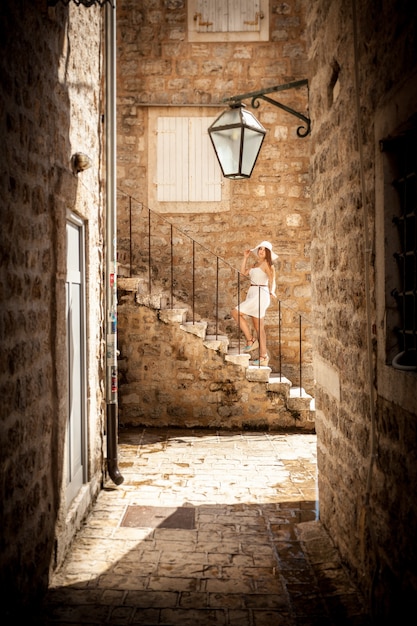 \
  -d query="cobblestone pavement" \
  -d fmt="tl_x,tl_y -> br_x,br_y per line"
42,428 -> 372,625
